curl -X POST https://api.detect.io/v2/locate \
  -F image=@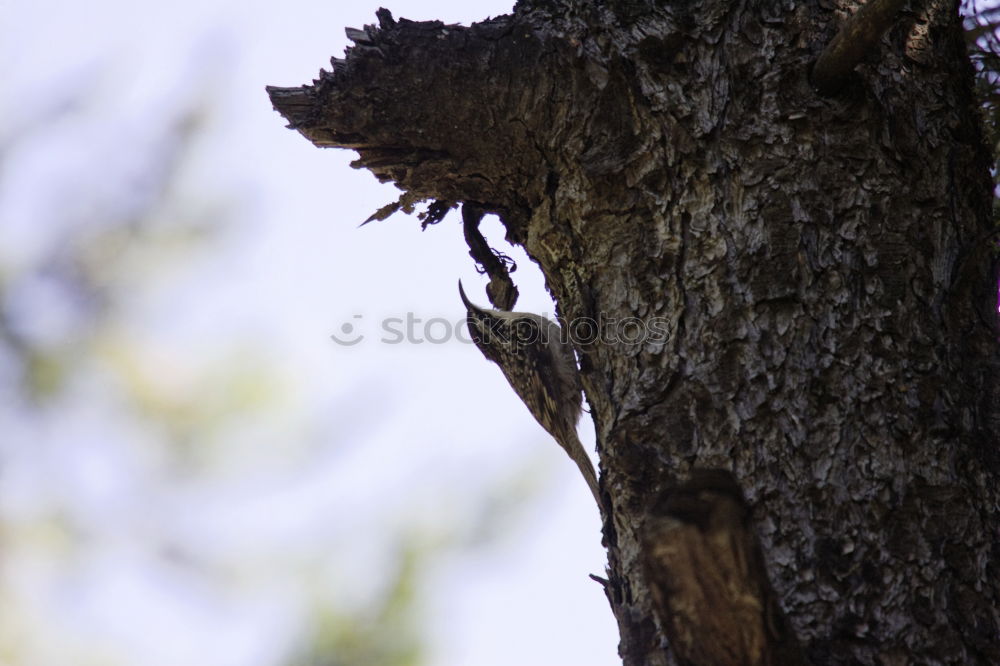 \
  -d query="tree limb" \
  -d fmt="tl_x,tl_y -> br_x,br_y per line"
266,9 -> 555,234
